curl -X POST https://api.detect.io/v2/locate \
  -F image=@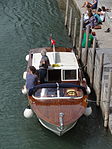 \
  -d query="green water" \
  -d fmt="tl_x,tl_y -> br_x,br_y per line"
0,0 -> 112,149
